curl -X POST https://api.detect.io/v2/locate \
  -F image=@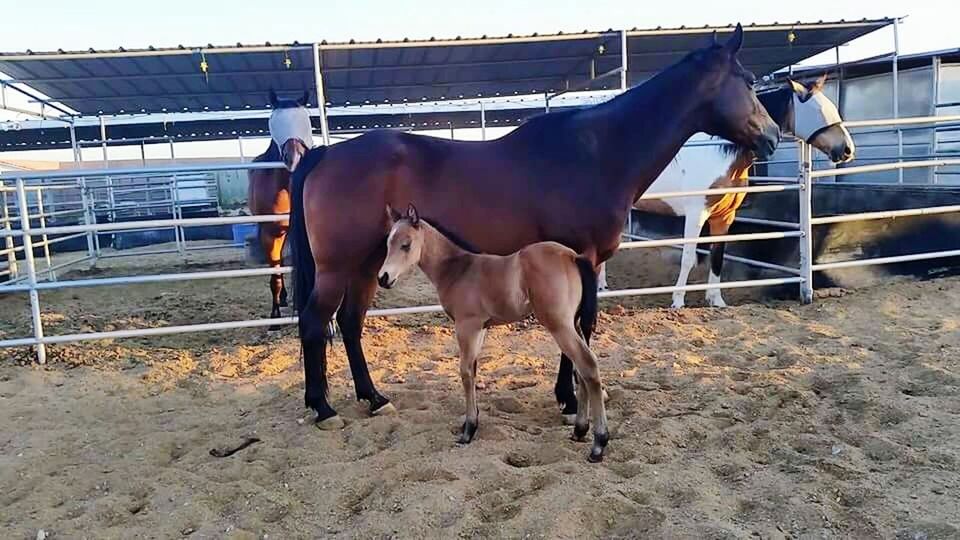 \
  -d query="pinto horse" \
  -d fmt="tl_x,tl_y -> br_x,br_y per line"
596,75 -> 855,309
289,25 -> 781,428
247,91 -> 315,323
